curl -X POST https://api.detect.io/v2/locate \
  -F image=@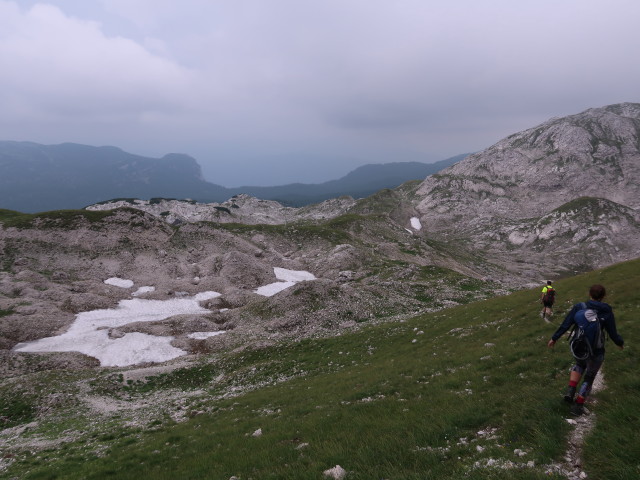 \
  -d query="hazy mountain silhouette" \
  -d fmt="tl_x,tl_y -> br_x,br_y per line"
0,141 -> 464,212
